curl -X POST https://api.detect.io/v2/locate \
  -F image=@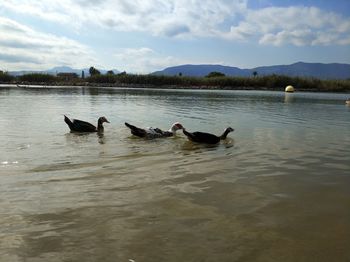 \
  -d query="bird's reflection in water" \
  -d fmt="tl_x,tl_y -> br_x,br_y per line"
223,137 -> 234,148
64,132 -> 106,144
181,138 -> 234,153
184,141 -> 218,150
65,132 -> 90,144
97,132 -> 106,144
